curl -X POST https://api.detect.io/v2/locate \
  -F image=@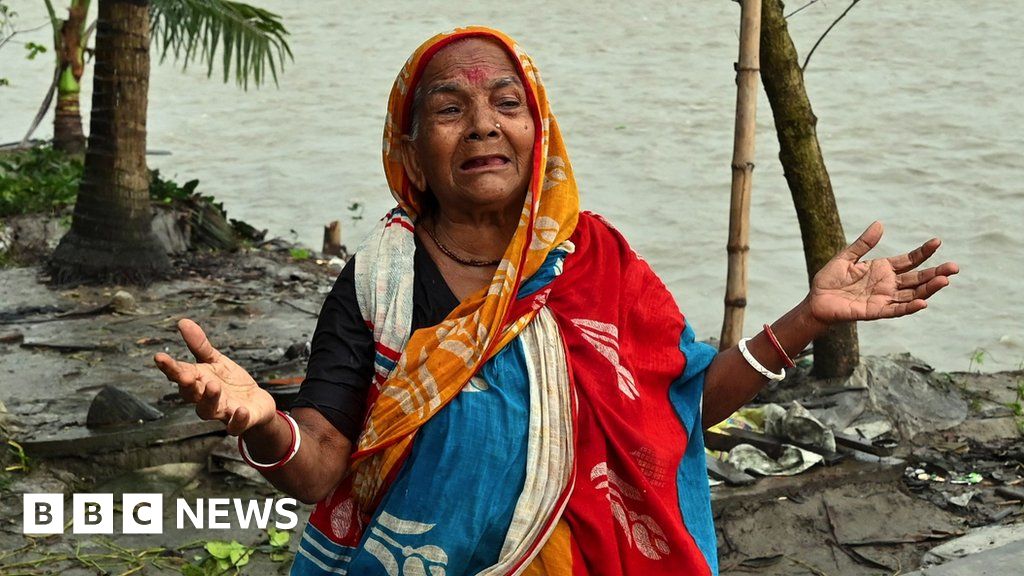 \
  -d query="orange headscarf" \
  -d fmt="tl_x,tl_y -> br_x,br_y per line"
352,26 -> 580,505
